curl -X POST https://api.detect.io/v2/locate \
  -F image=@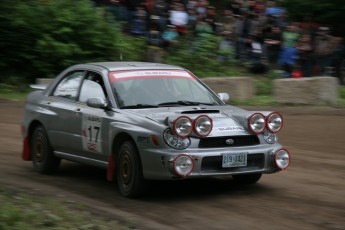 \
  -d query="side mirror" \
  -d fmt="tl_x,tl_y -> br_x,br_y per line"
218,93 -> 230,103
86,97 -> 108,109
